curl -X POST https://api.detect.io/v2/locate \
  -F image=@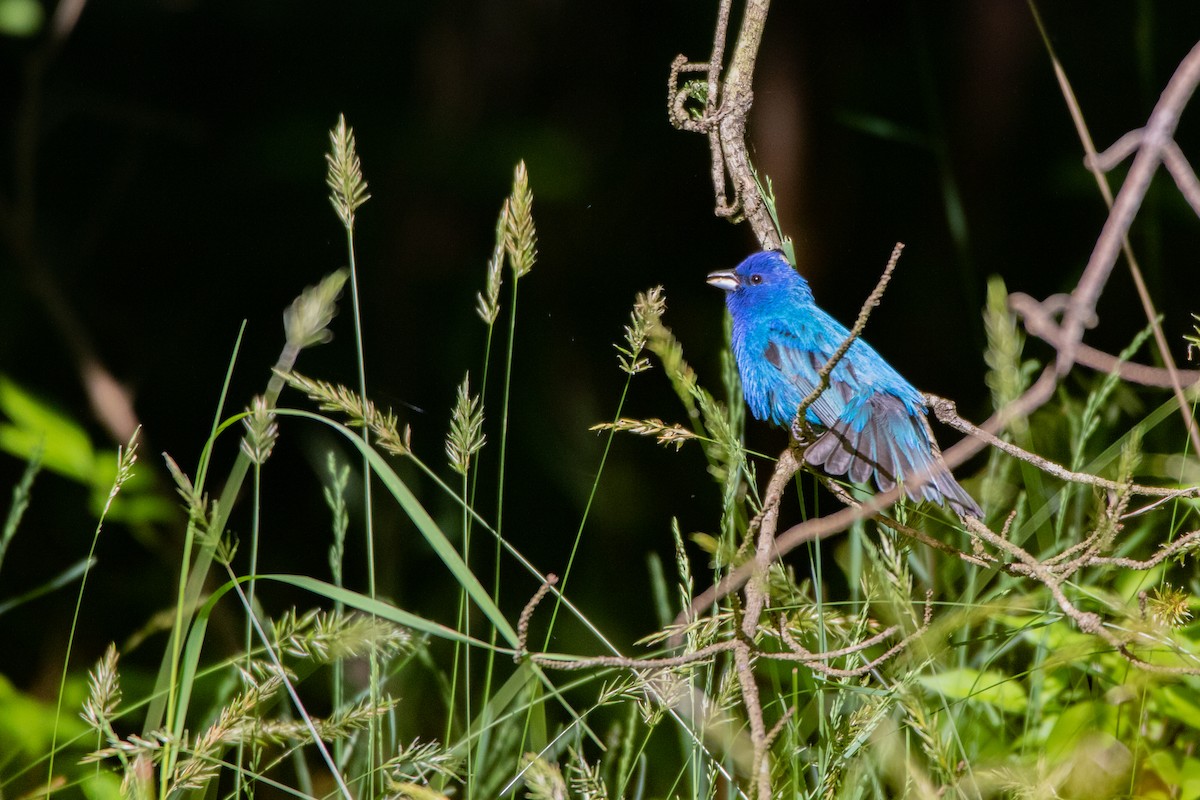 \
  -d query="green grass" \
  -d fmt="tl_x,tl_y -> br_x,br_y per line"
1,96 -> 1200,800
